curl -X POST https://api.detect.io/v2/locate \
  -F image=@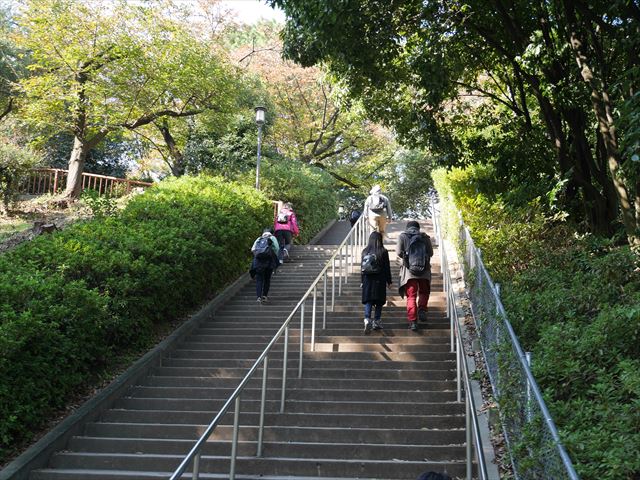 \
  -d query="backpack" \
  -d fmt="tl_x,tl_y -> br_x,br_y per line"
276,210 -> 289,224
361,253 -> 382,275
405,233 -> 428,274
370,195 -> 385,213
253,236 -> 271,259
